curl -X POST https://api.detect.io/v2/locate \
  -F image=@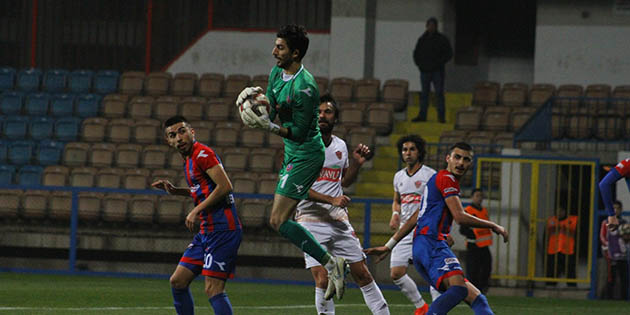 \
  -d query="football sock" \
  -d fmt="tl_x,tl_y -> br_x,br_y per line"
209,293 -> 233,315
471,294 -> 494,315
278,220 -> 329,264
360,281 -> 390,315
315,287 -> 335,314
393,274 -> 425,308
430,285 -> 442,302
427,285 -> 467,315
171,287 -> 194,315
